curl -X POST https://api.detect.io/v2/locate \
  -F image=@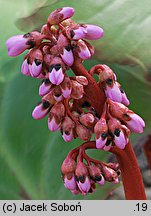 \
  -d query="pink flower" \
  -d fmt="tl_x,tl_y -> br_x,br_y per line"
84,24 -> 104,40
61,46 -> 74,66
49,64 -> 64,85
126,113 -> 145,133
114,129 -> 127,149
71,26 -> 87,40
21,59 -> 30,76
39,79 -> 52,96
62,130 -> 73,142
29,60 -> 42,77
64,175 -> 77,191
32,101 -> 50,120
96,175 -> 105,185
48,7 -> 75,25
77,176 -> 91,195
77,40 -> 91,60
6,35 -> 27,56
105,82 -> 122,103
94,118 -> 108,149
48,116 -> 61,131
